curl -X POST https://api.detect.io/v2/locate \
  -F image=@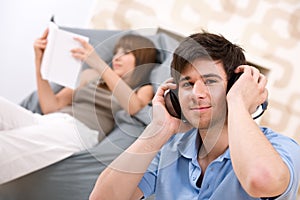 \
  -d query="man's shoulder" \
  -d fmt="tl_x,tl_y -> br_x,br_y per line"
261,127 -> 300,162
261,127 -> 299,145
